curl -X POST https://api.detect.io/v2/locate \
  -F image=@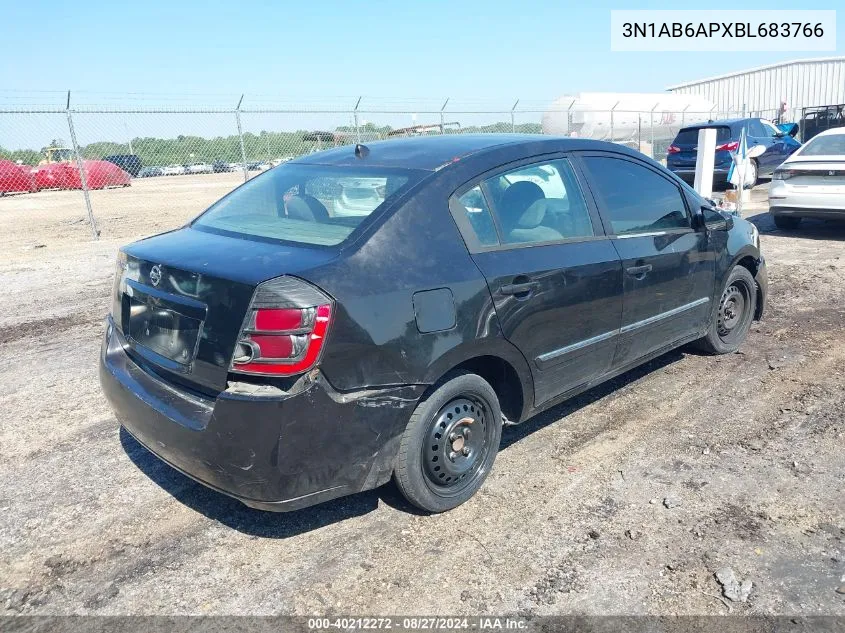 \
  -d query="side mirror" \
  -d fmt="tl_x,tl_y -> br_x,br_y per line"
700,206 -> 734,231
